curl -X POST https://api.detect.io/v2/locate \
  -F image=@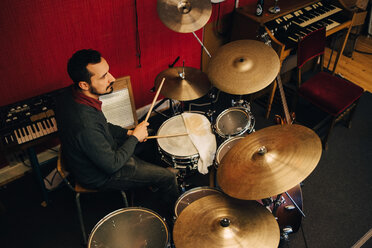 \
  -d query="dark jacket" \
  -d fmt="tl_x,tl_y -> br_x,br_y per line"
55,86 -> 138,188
